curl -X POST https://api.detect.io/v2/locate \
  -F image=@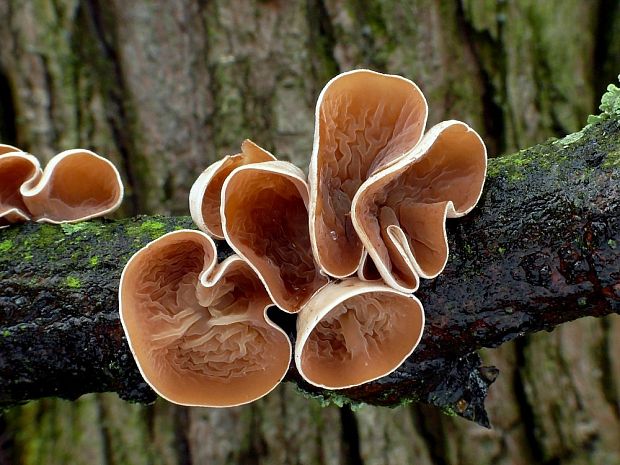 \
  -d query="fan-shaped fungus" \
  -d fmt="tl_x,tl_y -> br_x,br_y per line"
351,120 -> 487,292
222,160 -> 328,313
120,230 -> 291,407
296,279 -> 424,389
308,69 -> 428,279
190,140 -> 276,239
0,146 -> 41,228
21,149 -> 123,223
